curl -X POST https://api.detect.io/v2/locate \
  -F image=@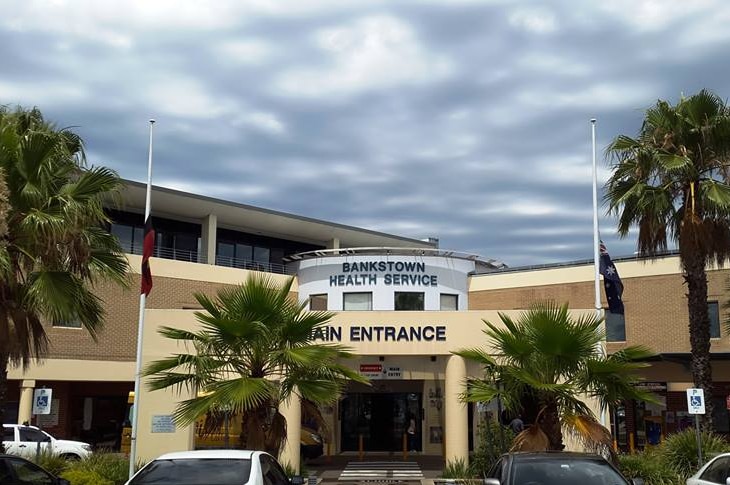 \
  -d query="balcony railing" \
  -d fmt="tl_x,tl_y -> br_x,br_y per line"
215,255 -> 293,275
120,242 -> 293,275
